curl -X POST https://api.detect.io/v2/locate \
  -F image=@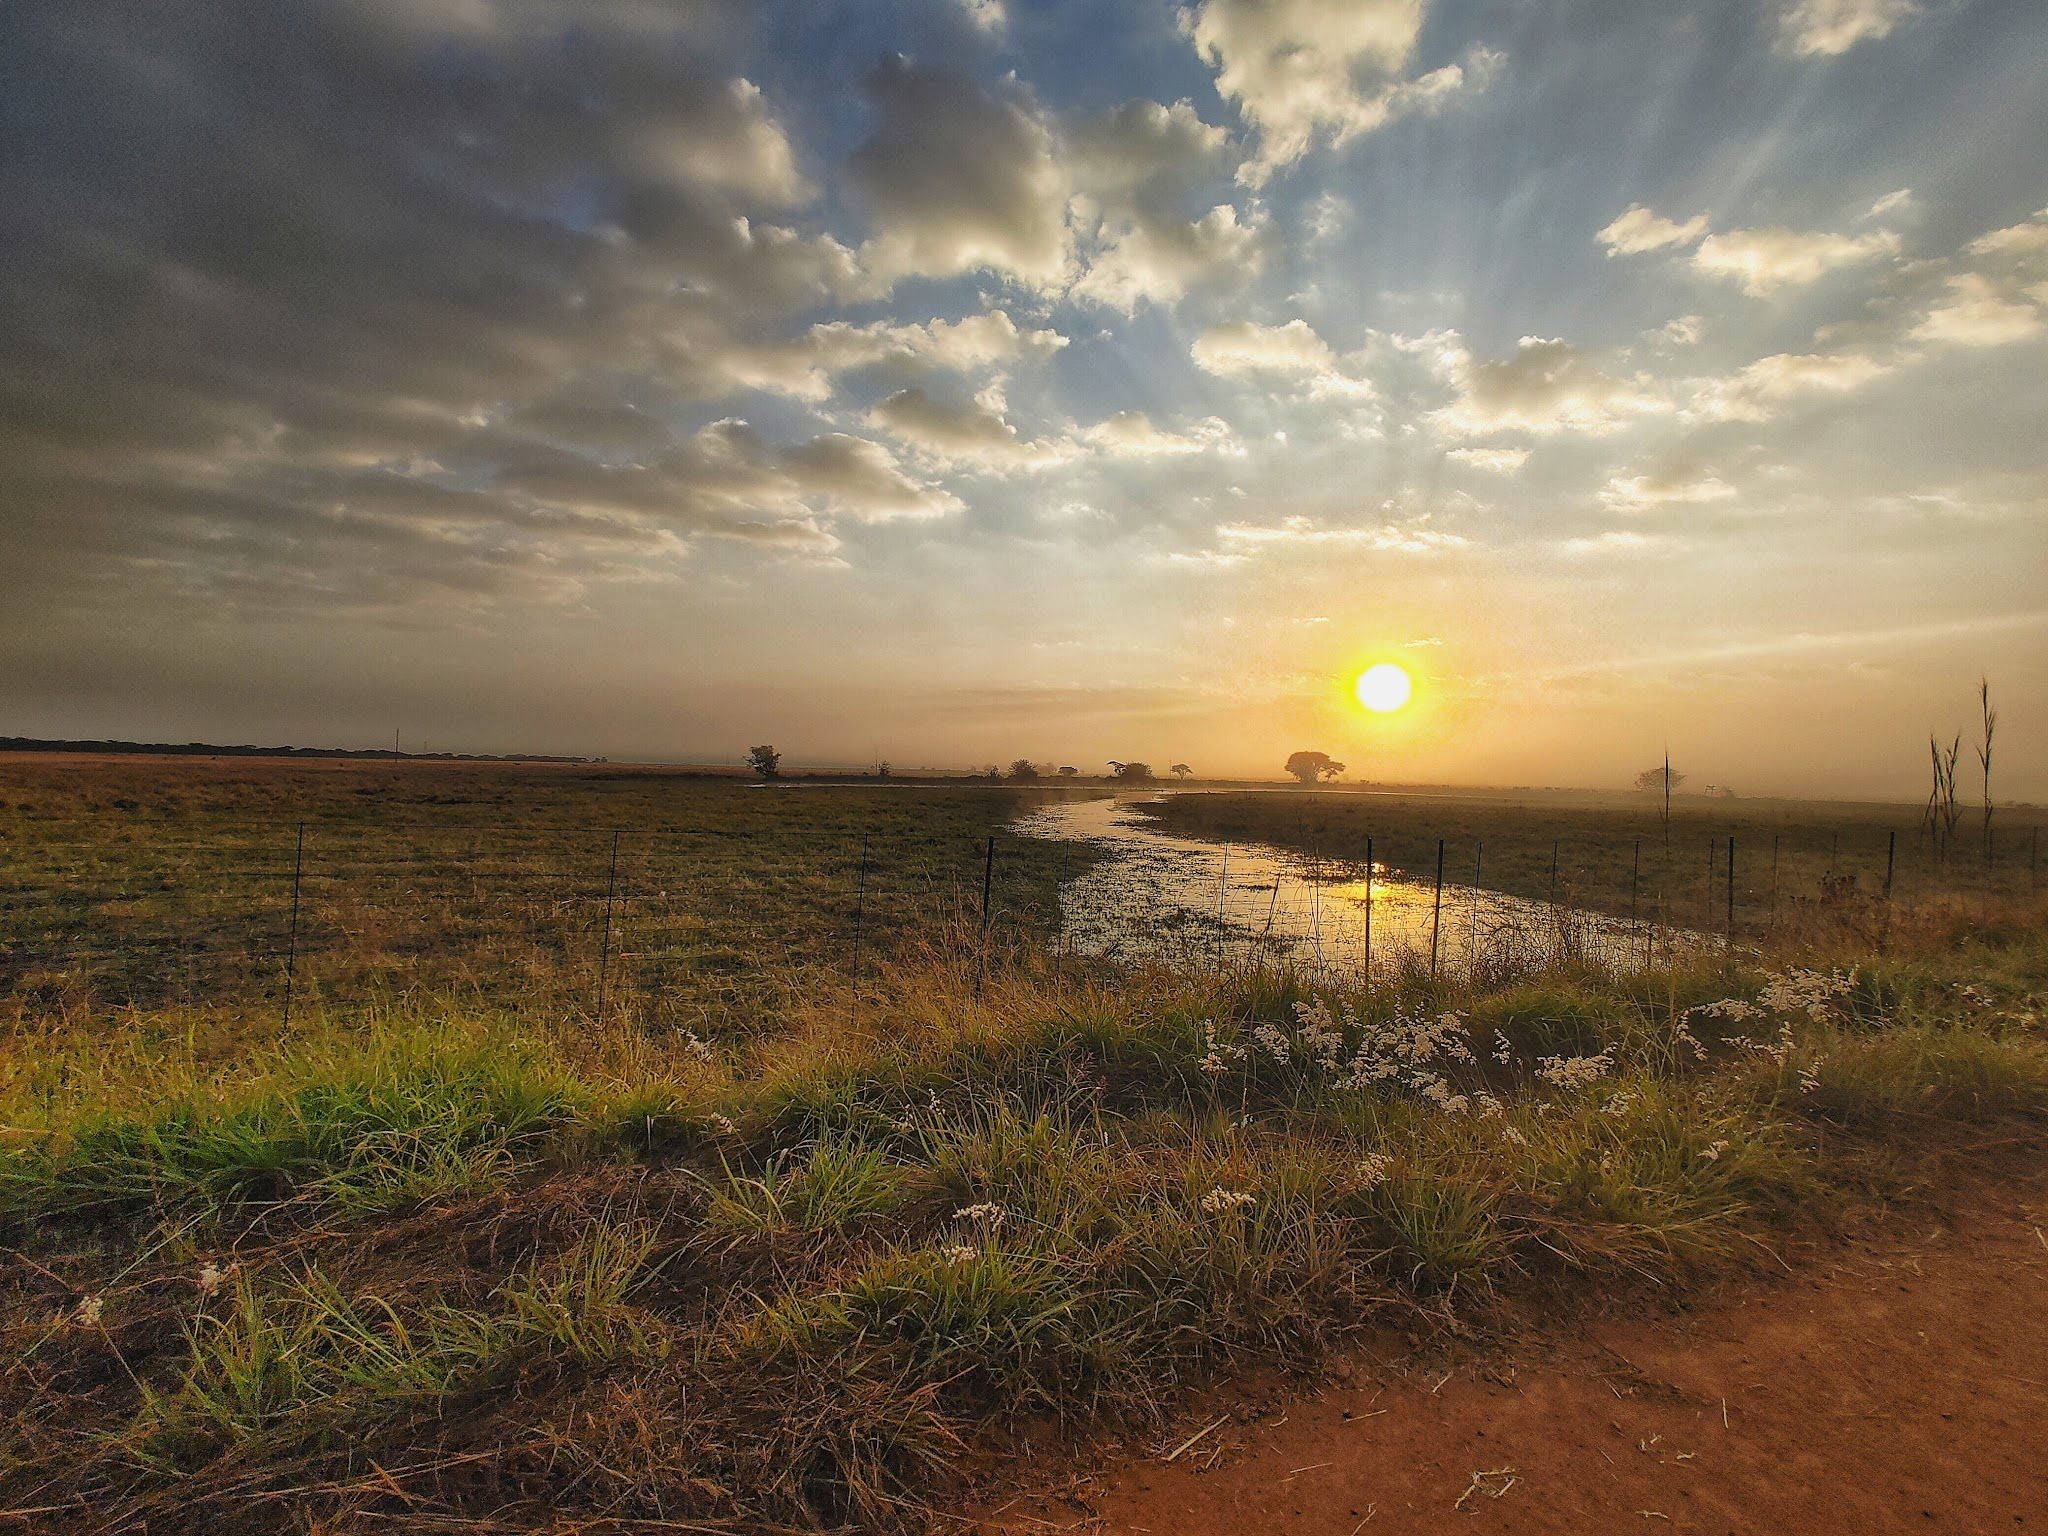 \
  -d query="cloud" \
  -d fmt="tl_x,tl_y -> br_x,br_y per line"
1688,351 -> 1892,422
1446,447 -> 1530,473
1192,319 -> 1373,397
1909,273 -> 2045,347
1065,98 -> 1261,311
848,57 -> 1072,288
1776,0 -> 1918,57
724,311 -> 1069,400
867,386 -> 1074,472
1180,0 -> 1492,185
1079,411 -> 1240,458
1691,226 -> 1901,295
1215,514 -> 1470,555
1968,209 -> 2048,260
1073,205 -> 1266,312
1865,188 -> 1915,220
1559,529 -> 1670,558
1597,205 -> 1709,256
1598,466 -> 1737,513
0,1 -> 915,613
1431,337 -> 1667,436
500,419 -> 960,530
955,0 -> 1007,35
